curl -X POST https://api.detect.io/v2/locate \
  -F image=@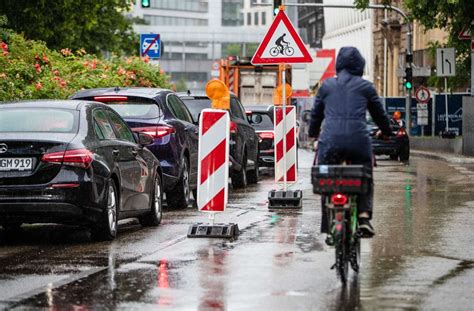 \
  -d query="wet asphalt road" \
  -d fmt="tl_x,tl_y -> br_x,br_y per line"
0,149 -> 473,310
